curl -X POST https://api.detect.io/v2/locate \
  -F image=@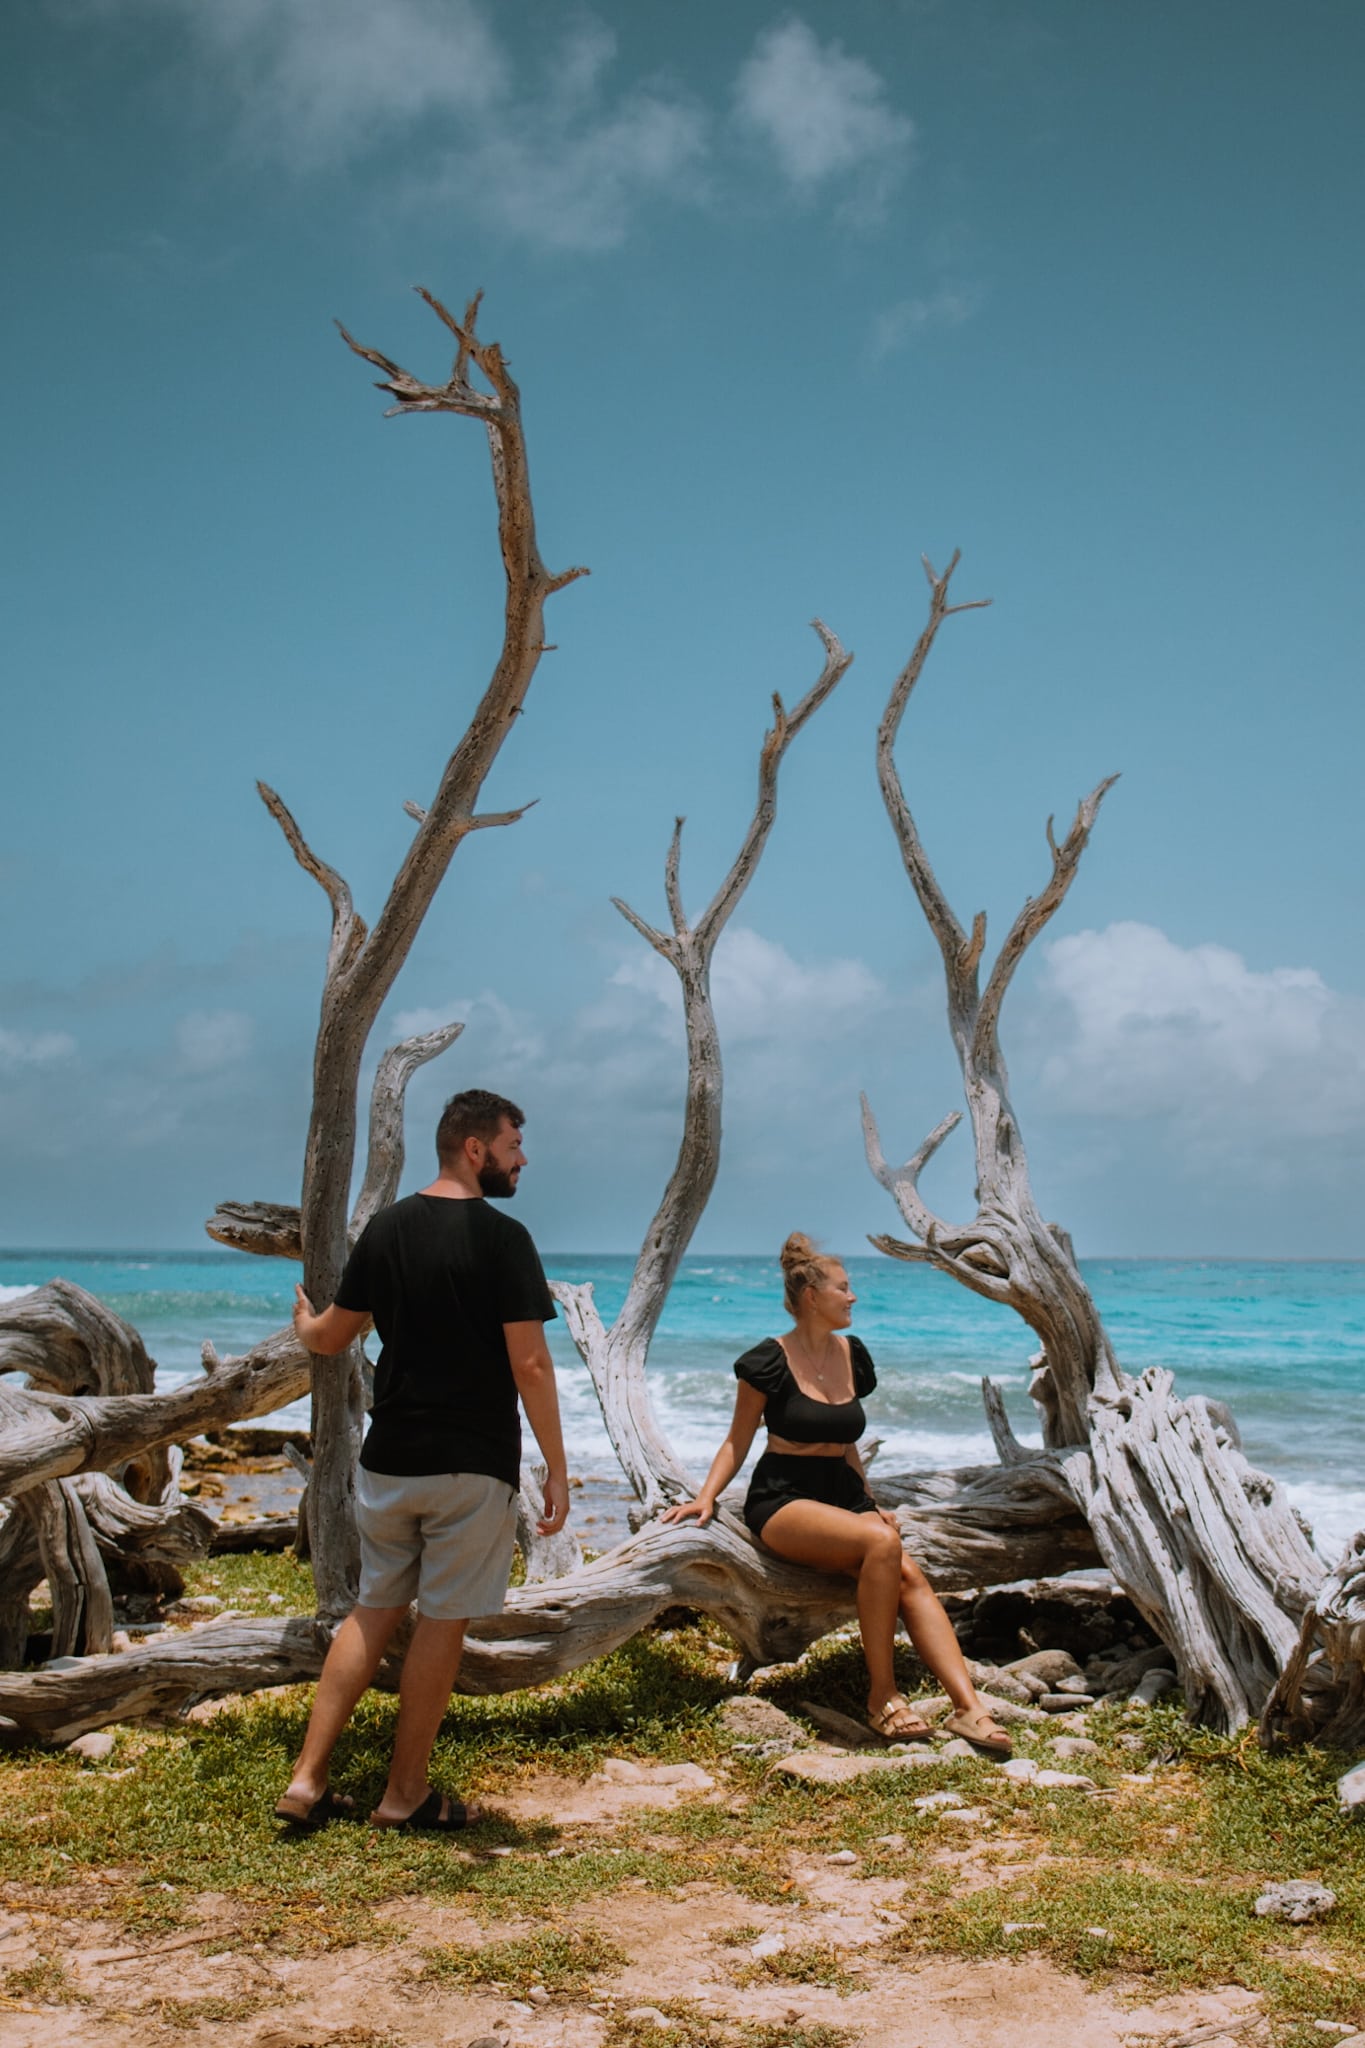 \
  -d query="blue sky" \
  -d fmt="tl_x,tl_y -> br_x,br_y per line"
3,0 -> 1364,1256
